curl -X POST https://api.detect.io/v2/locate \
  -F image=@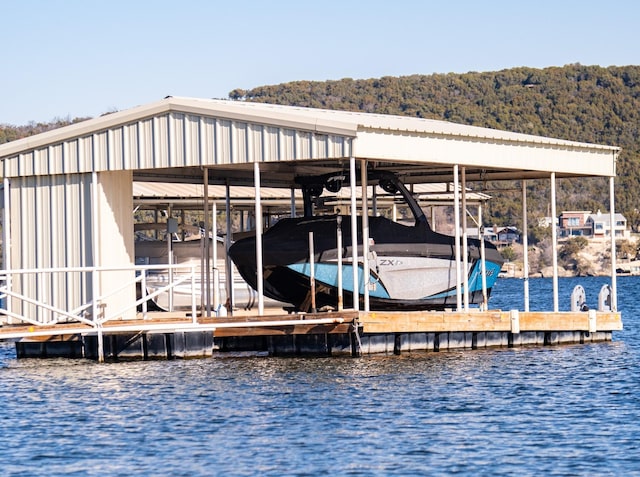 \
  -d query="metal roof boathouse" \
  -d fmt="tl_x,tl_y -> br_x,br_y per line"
0,97 -> 623,361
